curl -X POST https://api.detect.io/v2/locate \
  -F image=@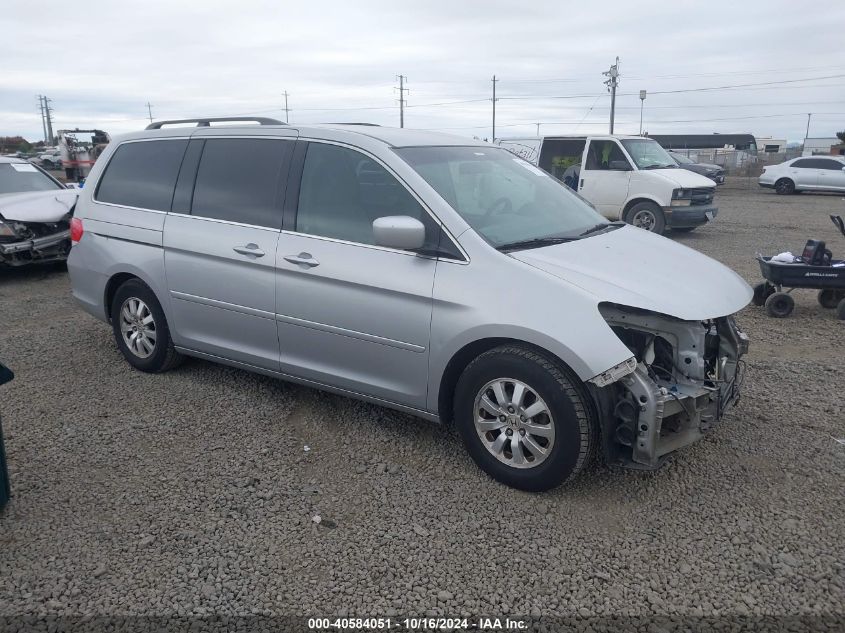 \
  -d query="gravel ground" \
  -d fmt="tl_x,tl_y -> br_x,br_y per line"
0,186 -> 843,629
